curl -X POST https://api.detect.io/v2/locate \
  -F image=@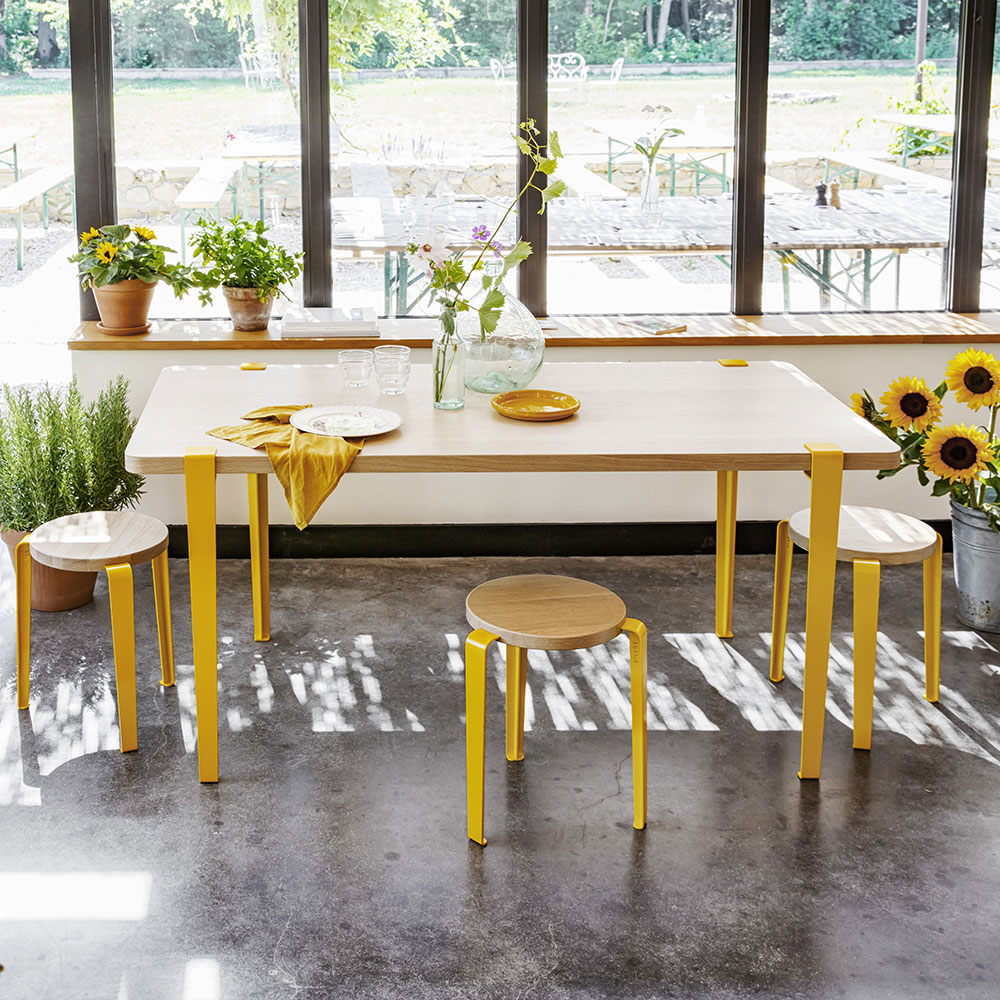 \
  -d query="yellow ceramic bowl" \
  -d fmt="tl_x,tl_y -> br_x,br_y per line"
491,389 -> 581,422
